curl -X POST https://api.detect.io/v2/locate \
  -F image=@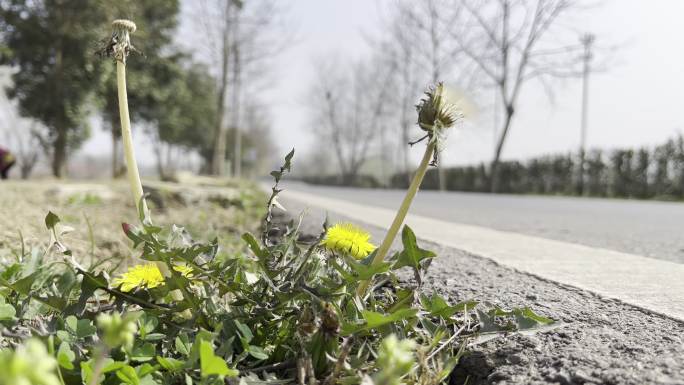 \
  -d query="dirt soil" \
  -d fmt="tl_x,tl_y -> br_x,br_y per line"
283,197 -> 684,385
0,180 -> 265,268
